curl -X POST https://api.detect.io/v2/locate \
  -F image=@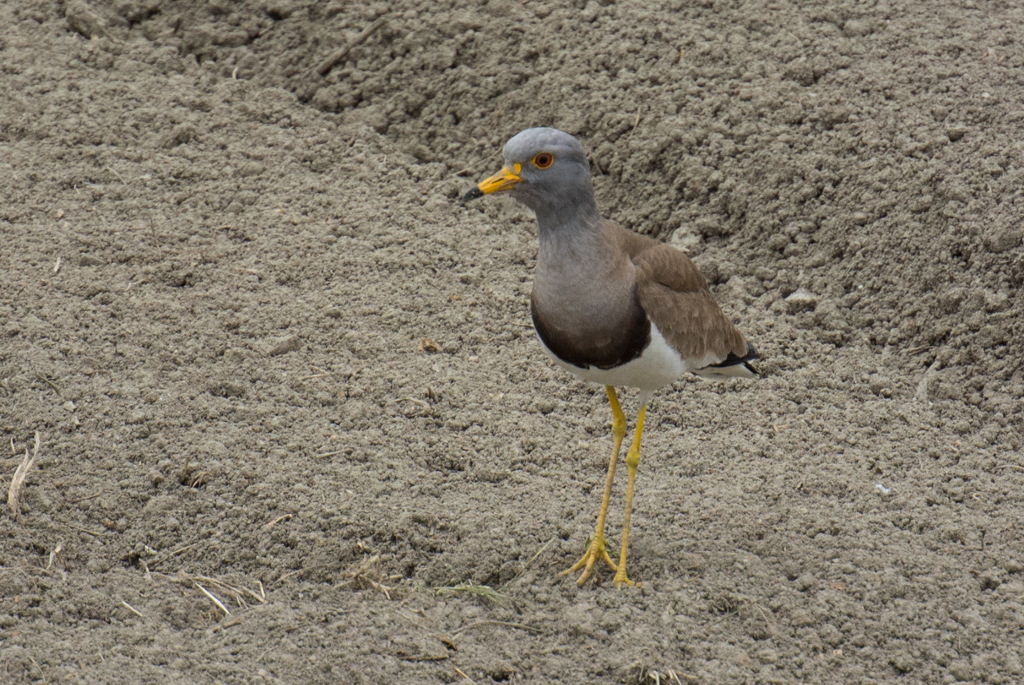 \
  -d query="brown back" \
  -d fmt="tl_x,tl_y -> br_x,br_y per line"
615,226 -> 749,363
